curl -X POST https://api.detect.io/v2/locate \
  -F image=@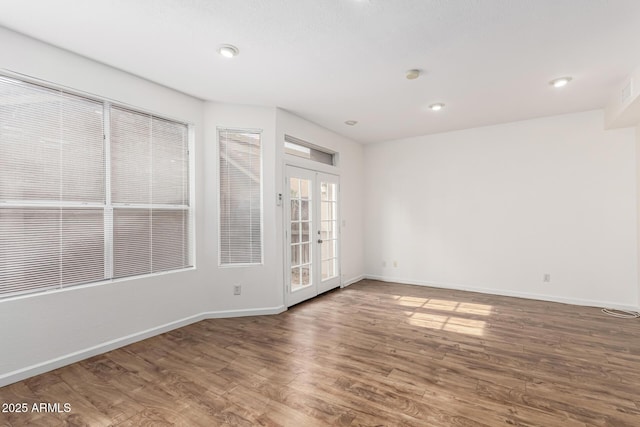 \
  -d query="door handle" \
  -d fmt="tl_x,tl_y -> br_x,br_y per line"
317,239 -> 323,244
